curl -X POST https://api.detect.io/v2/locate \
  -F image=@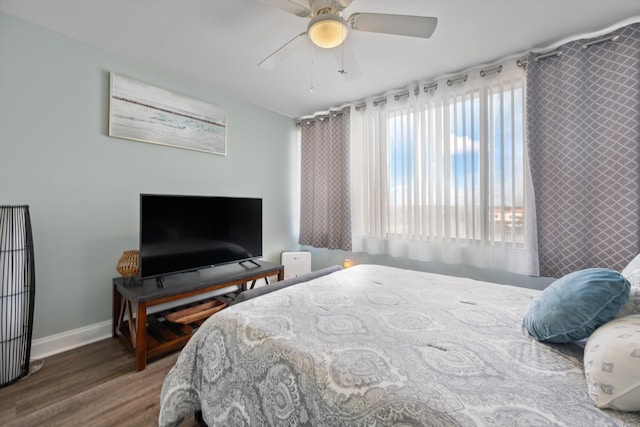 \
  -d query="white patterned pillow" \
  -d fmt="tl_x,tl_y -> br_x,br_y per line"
619,254 -> 640,317
621,253 -> 640,282
616,286 -> 640,318
584,314 -> 640,411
